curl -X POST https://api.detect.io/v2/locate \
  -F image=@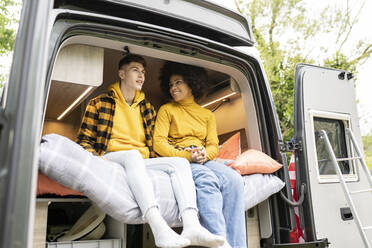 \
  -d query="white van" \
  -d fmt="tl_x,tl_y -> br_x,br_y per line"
0,1 -> 371,247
